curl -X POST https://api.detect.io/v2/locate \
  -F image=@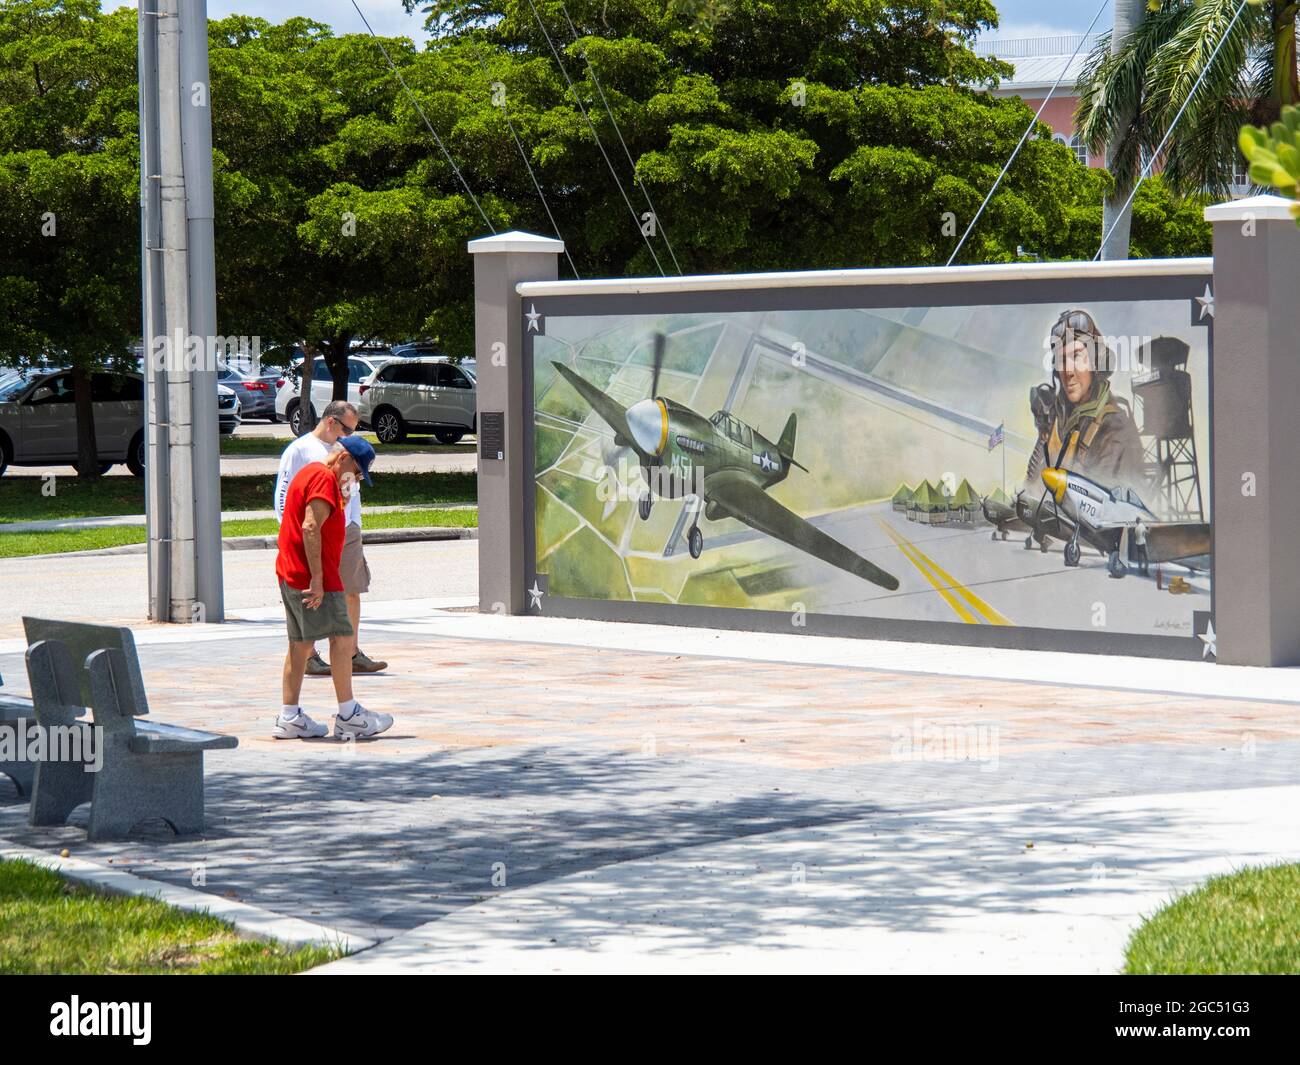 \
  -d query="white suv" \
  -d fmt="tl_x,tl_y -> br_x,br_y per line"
358,357 -> 476,444
275,353 -> 387,435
